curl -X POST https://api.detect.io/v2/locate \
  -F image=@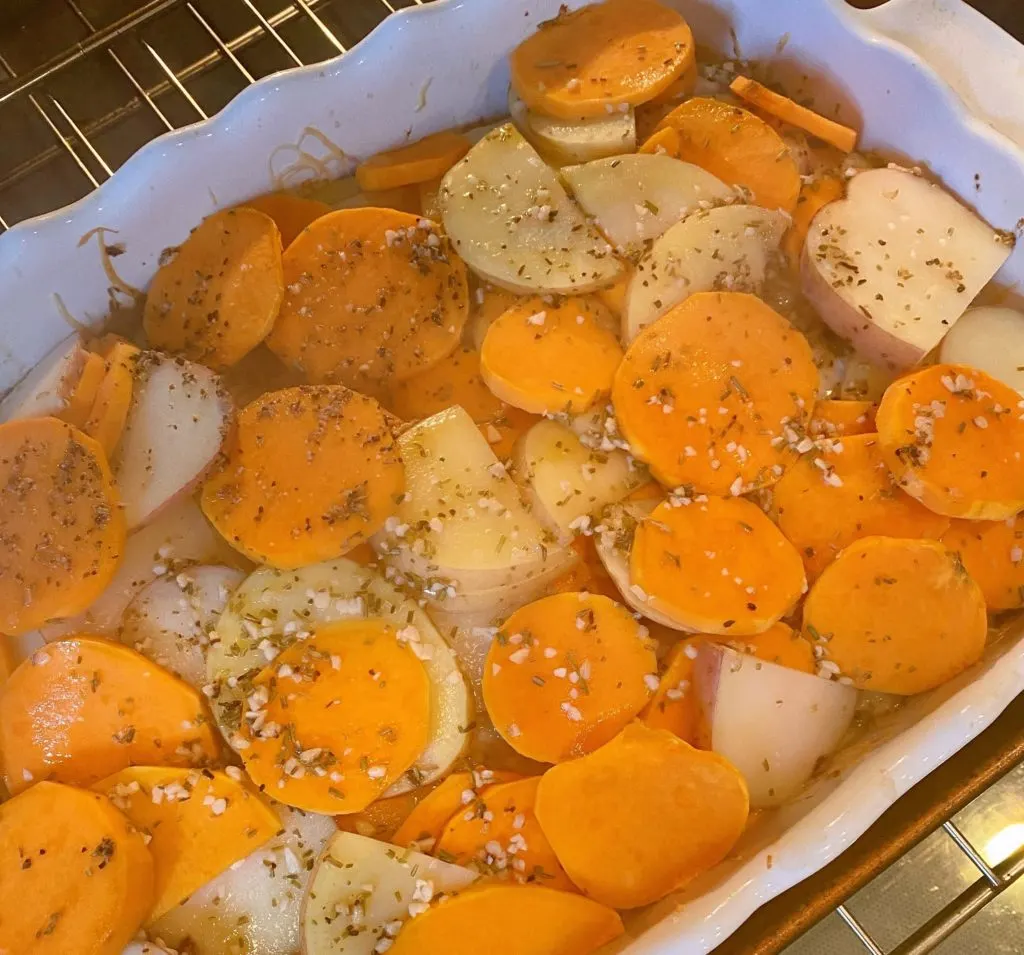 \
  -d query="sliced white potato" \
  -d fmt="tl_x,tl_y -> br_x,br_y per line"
512,418 -> 646,540
208,559 -> 470,795
940,305 -> 1024,393
150,806 -> 335,955
562,154 -> 732,253
116,353 -> 232,530
439,123 -> 622,294
508,87 -> 636,166
40,496 -> 241,642
802,167 -> 1012,371
372,406 -> 575,596
624,204 -> 789,342
693,642 -> 857,808
119,564 -> 245,690
302,831 -> 477,955
0,334 -> 87,422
